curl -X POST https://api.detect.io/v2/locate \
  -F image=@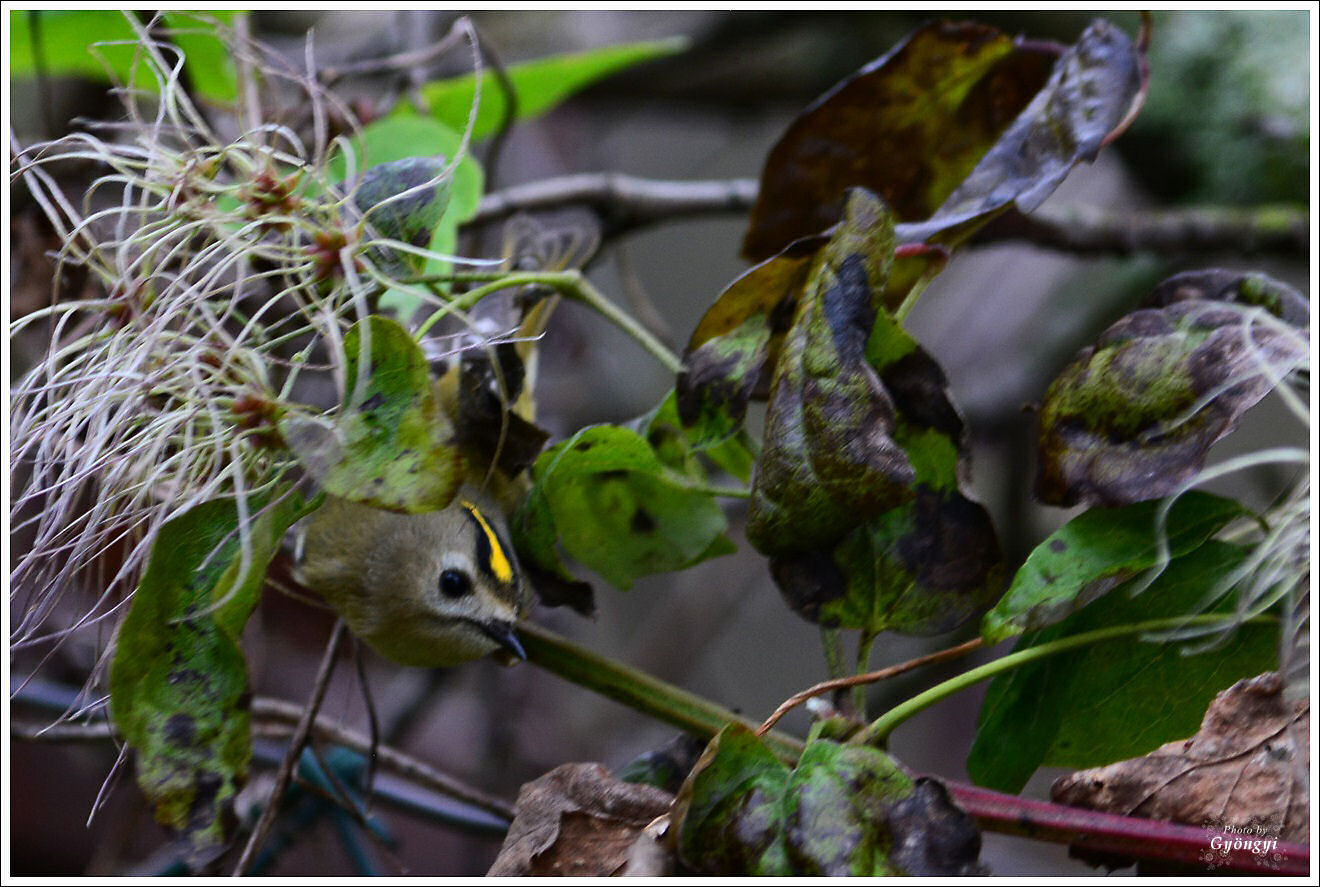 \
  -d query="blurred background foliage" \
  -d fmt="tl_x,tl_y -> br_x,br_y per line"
8,8 -> 1309,876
